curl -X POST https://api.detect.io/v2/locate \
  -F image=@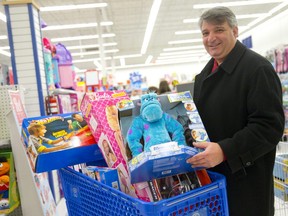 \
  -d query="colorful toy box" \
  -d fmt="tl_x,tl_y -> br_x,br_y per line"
120,91 -> 210,184
21,112 -> 105,173
0,152 -> 20,214
129,143 -> 198,183
82,166 -> 120,191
